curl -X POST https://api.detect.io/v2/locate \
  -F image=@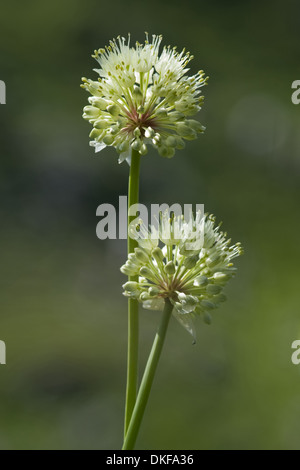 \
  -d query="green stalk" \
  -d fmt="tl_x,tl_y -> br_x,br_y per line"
124,149 -> 141,436
122,299 -> 173,450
